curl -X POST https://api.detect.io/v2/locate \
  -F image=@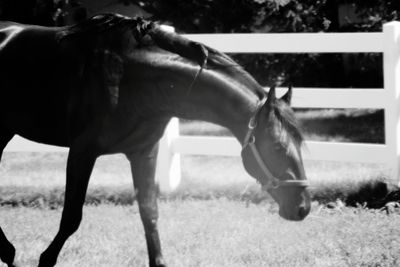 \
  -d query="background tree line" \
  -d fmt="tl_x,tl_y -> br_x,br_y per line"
1,0 -> 399,88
